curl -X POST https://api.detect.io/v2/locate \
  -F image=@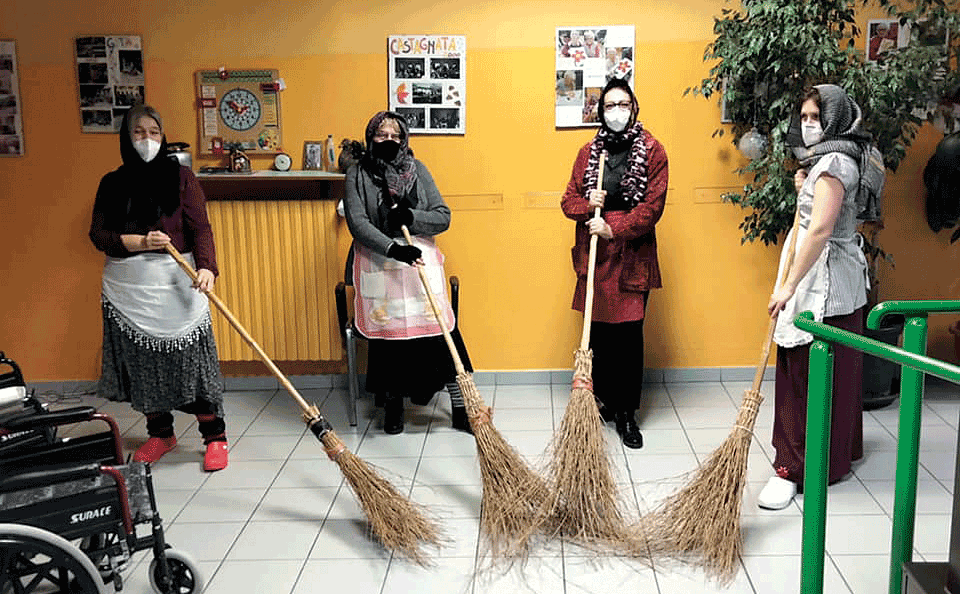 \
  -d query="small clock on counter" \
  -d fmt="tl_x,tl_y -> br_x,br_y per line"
273,152 -> 292,171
